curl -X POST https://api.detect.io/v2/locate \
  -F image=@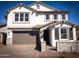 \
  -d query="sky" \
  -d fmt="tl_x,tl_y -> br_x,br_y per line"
0,1 -> 79,25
